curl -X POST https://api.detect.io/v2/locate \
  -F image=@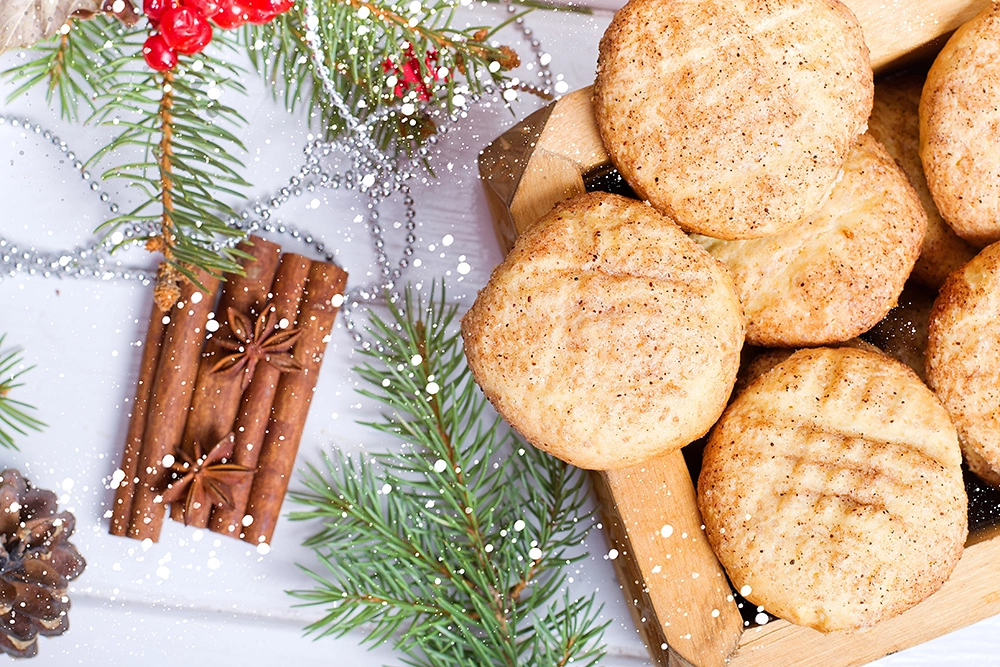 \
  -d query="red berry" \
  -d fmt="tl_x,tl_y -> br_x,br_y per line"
181,0 -> 222,17
160,7 -> 213,54
212,0 -> 248,28
143,0 -> 174,24
244,0 -> 291,23
143,34 -> 178,71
